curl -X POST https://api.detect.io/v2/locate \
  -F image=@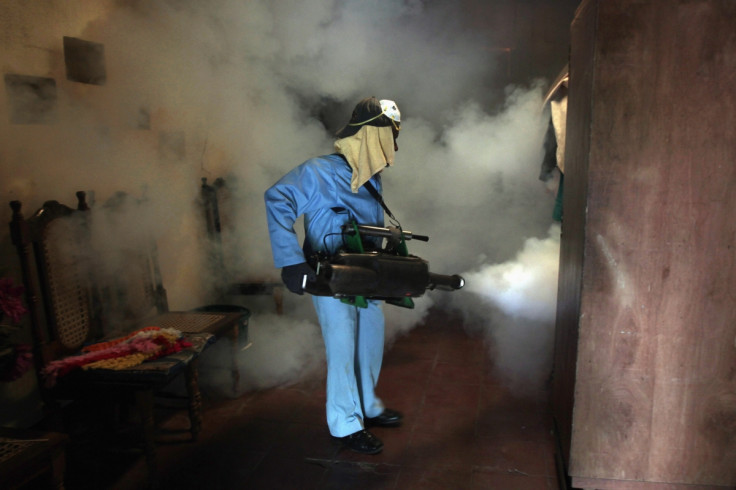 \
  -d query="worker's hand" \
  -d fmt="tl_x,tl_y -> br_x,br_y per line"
281,262 -> 317,295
